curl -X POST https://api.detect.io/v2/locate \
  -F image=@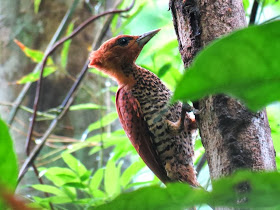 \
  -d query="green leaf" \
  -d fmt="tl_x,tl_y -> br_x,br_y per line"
157,63 -> 171,78
0,118 -> 18,190
267,105 -> 280,169
95,171 -> 280,210
112,4 -> 145,36
44,196 -> 72,204
14,39 -> 54,64
172,21 -> 280,111
88,132 -> 129,155
14,39 -> 57,84
88,112 -> 118,132
16,66 -> 57,84
90,168 -> 104,192
34,0 -> 41,13
61,186 -> 77,200
92,189 -> 106,198
42,167 -> 80,187
61,22 -> 74,69
96,182 -> 206,210
32,184 -> 65,196
104,159 -> 121,197
121,160 -> 146,189
242,0 -> 250,12
262,0 -> 280,7
61,153 -> 88,178
70,103 -> 106,111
